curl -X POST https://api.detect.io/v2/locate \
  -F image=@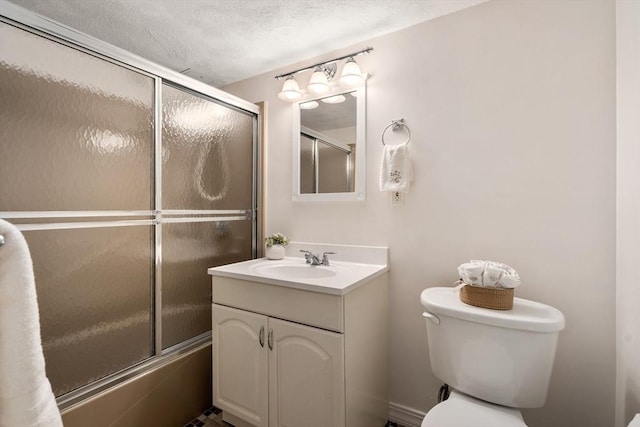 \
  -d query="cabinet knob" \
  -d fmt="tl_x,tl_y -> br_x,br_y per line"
268,328 -> 273,351
259,325 -> 265,347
